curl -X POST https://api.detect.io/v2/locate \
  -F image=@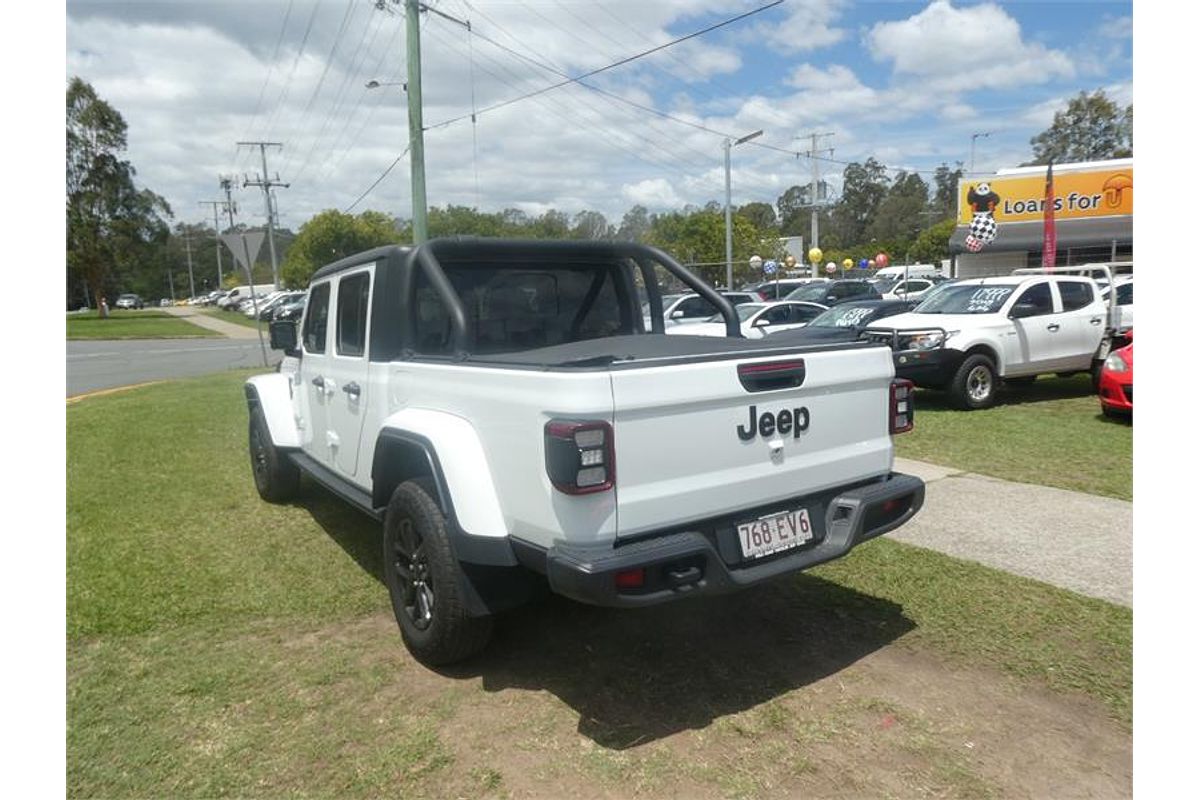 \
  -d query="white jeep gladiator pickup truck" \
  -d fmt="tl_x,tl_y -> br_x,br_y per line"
246,239 -> 925,664
864,267 -> 1119,409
